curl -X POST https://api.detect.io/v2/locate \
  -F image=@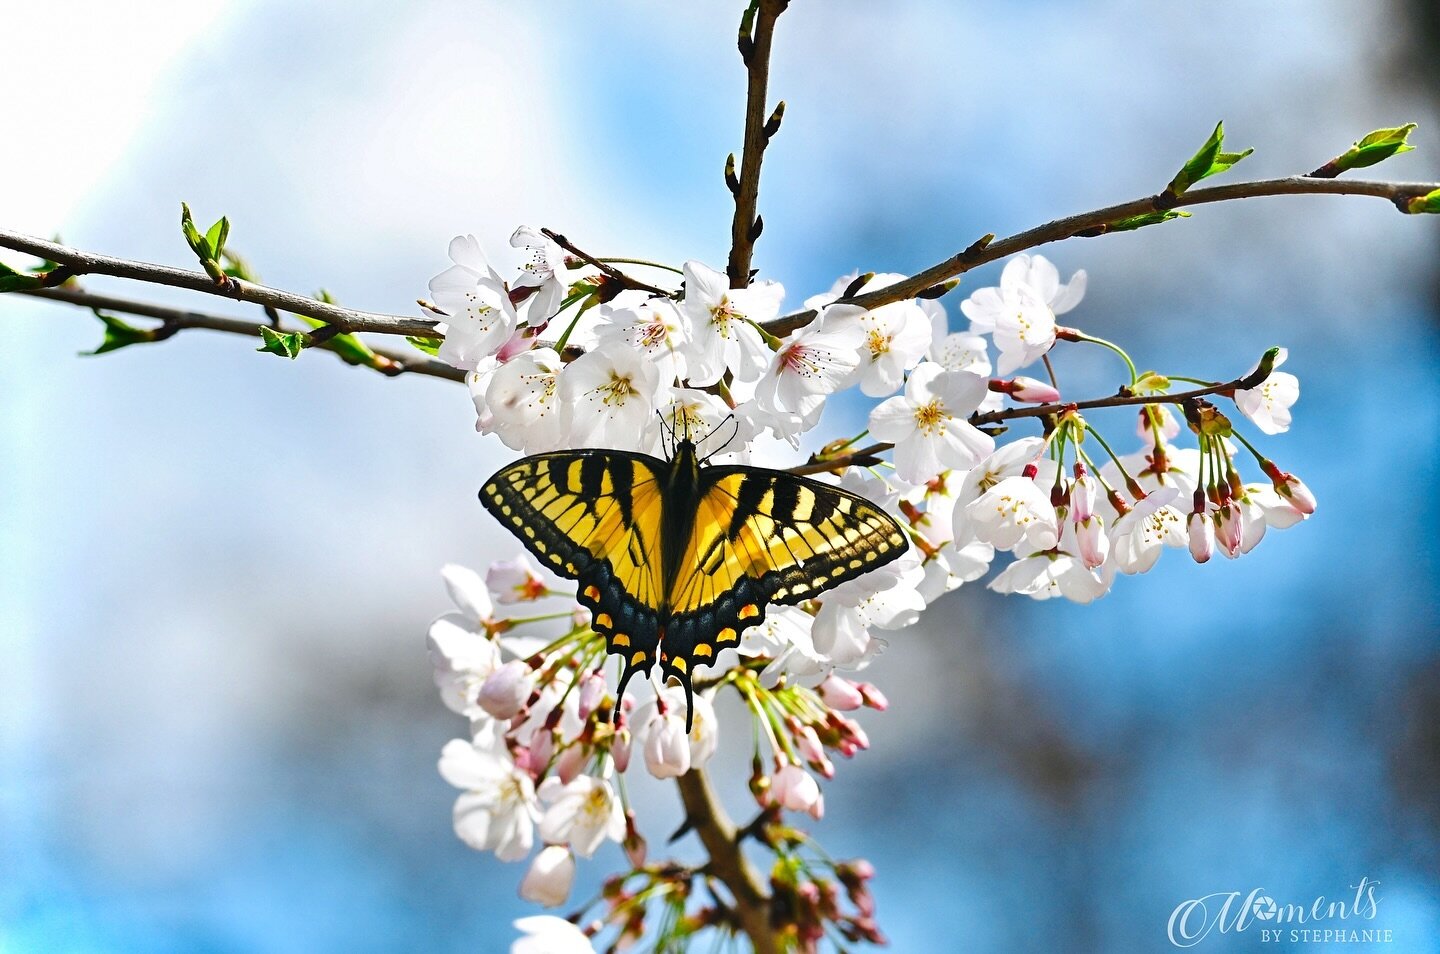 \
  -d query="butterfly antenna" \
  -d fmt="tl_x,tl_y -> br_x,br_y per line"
700,414 -> 739,463
654,409 -> 673,456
